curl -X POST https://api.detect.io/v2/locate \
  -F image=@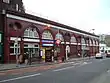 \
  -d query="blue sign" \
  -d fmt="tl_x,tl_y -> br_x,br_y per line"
42,44 -> 54,46
42,40 -> 54,43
